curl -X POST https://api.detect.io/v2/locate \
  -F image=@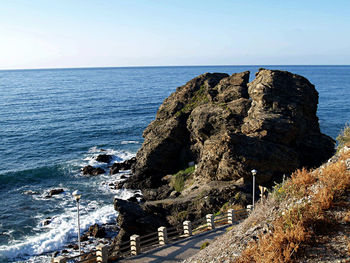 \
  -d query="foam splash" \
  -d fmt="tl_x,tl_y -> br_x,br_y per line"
83,147 -> 135,168
121,140 -> 139,145
0,204 -> 117,261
